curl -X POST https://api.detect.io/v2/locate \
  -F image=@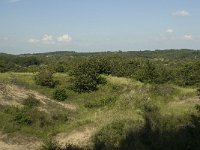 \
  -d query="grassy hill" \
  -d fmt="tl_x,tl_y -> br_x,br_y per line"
0,72 -> 199,149
0,49 -> 200,149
